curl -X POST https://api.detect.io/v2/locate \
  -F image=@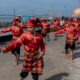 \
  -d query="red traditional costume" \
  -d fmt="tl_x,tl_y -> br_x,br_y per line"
56,25 -> 79,44
4,32 -> 45,74
41,22 -> 50,35
0,16 -> 23,41
51,21 -> 60,32
3,18 -> 45,75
